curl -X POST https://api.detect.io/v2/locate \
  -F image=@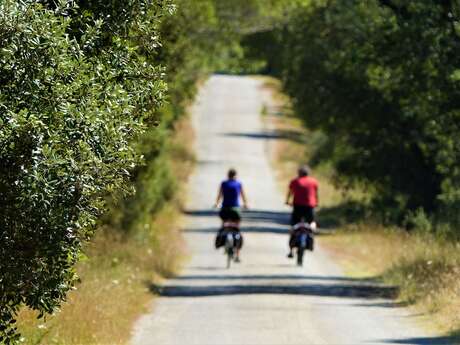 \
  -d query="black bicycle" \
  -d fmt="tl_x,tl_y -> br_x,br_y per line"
224,229 -> 241,268
215,222 -> 243,268
291,222 -> 315,266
